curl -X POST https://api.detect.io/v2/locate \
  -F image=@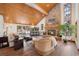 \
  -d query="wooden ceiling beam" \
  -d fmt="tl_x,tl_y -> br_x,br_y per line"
26,3 -> 48,15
